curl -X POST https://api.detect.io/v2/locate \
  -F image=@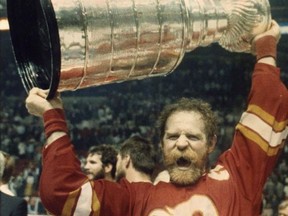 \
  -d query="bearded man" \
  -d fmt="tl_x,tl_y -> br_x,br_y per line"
25,20 -> 288,215
84,144 -> 117,181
